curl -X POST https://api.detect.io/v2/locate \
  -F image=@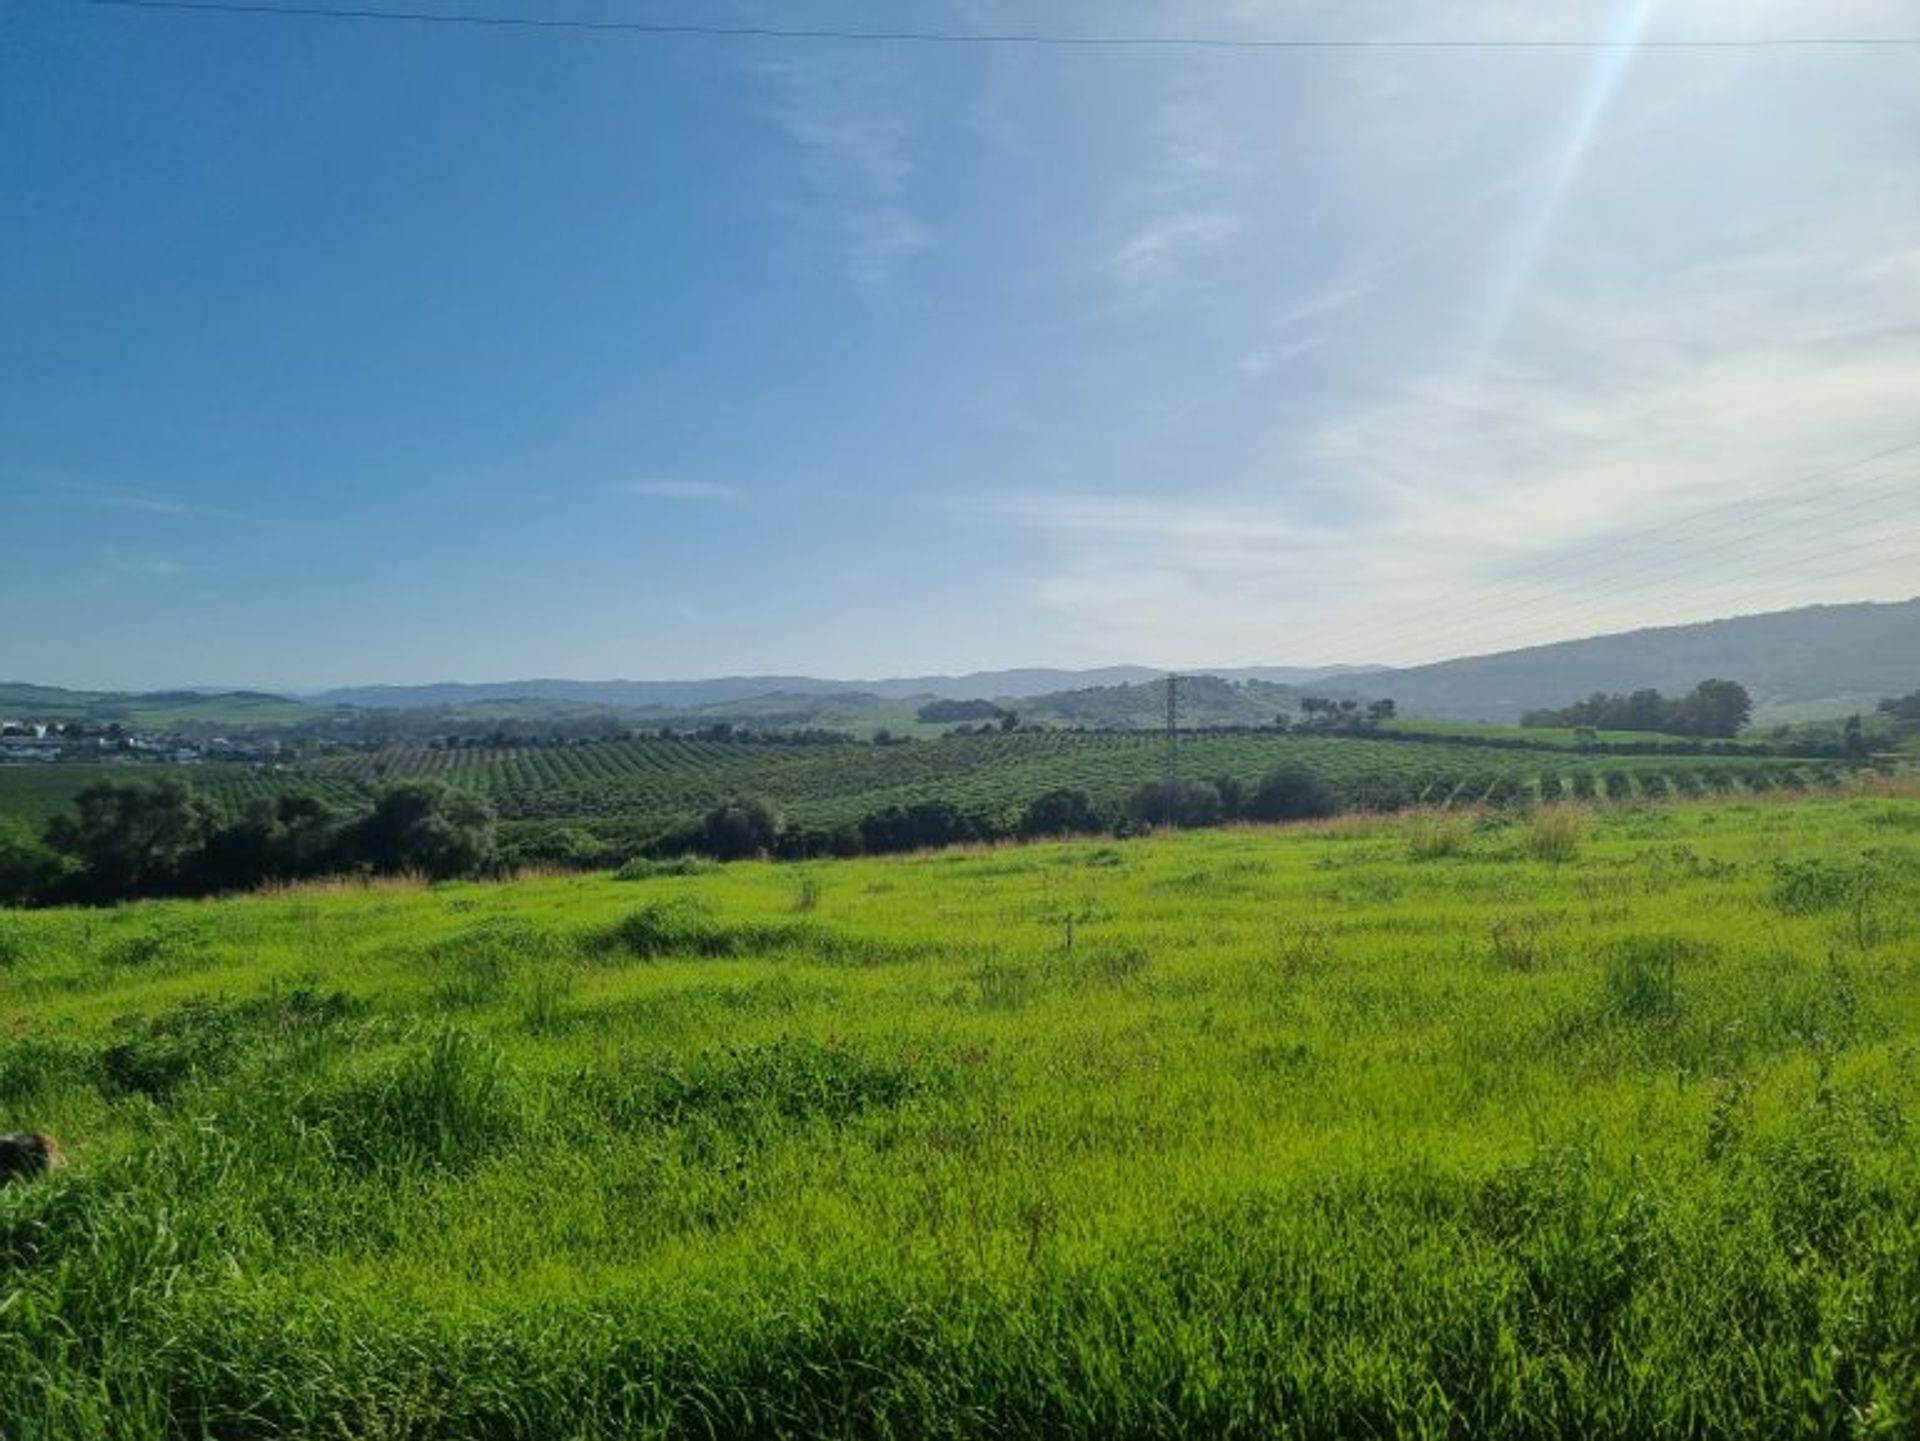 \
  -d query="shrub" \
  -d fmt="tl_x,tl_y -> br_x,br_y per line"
1127,779 -> 1226,829
1020,788 -> 1104,838
613,855 -> 718,881
693,797 -> 781,861
1245,767 -> 1336,823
